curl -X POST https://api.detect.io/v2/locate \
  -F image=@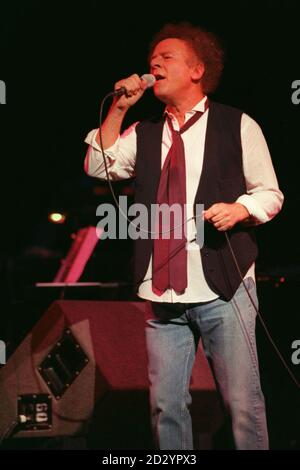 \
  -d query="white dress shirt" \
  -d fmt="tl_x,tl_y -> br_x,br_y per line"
84,97 -> 284,302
